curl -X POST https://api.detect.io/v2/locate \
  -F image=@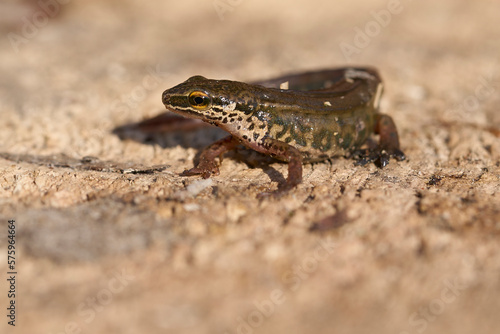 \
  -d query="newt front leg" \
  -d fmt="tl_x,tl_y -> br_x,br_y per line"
181,135 -> 239,178
183,135 -> 303,197
257,138 -> 303,198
